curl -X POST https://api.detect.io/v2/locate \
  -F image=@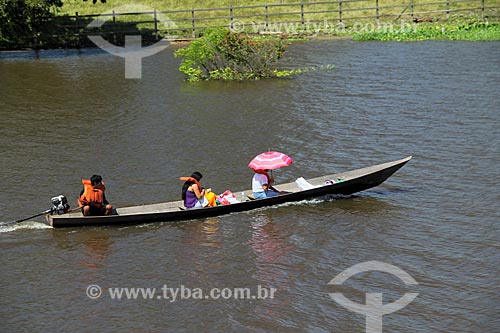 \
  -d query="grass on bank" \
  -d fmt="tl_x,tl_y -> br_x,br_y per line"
58,0 -> 496,18
58,0 -> 498,26
56,0 -> 499,41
